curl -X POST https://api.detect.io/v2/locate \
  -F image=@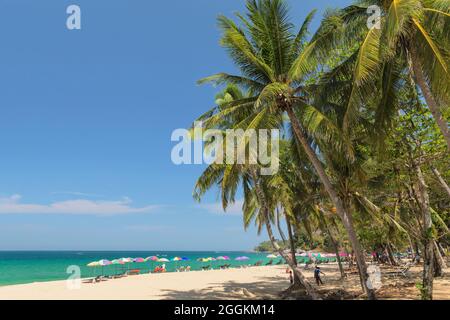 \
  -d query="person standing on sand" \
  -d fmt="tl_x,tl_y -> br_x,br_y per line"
289,270 -> 293,285
314,266 -> 325,285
